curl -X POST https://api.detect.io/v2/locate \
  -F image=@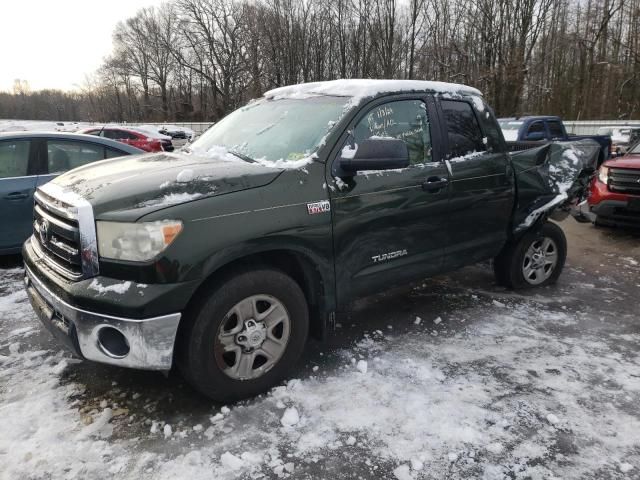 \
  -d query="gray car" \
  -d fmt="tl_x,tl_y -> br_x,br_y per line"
0,132 -> 143,254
